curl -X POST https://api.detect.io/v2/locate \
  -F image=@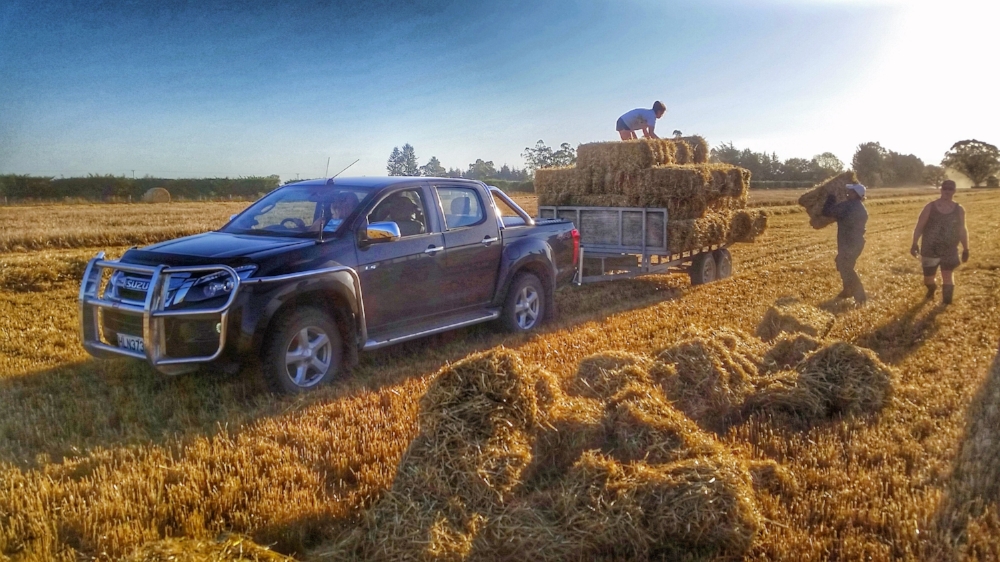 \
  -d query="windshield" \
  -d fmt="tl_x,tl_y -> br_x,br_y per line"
222,184 -> 370,237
